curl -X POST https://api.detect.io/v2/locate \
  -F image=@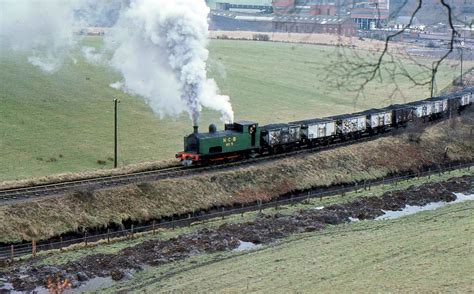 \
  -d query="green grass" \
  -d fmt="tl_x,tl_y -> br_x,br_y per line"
105,199 -> 474,293
0,37 -> 467,181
